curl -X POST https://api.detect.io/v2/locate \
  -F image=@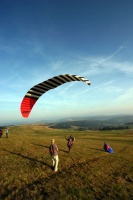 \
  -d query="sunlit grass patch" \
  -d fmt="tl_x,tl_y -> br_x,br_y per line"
0,125 -> 133,199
